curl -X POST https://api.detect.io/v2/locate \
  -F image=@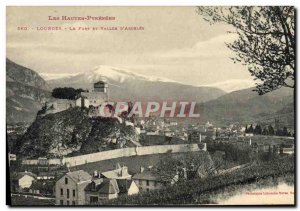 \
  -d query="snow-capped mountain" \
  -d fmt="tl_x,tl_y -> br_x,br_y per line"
47,65 -> 226,103
202,79 -> 257,93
